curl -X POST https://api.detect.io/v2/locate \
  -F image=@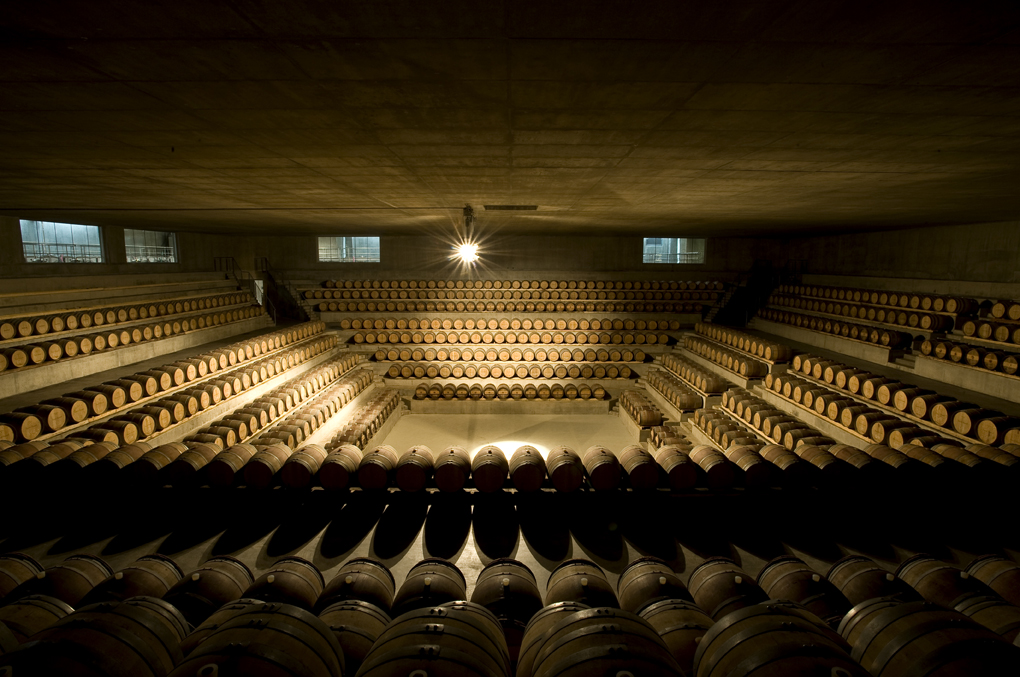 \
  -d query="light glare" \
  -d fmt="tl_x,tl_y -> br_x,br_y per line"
455,242 -> 479,263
